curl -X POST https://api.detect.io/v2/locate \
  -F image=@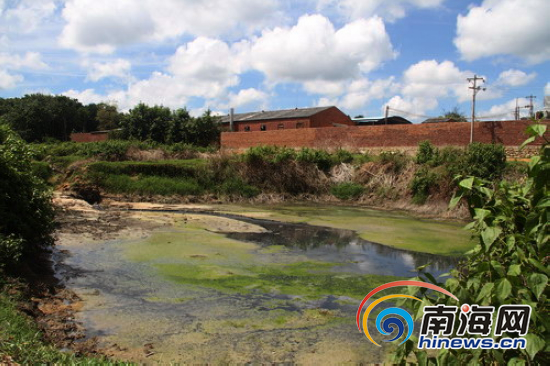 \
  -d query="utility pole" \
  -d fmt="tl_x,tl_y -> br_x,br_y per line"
384,105 -> 389,125
515,98 -> 519,120
468,75 -> 485,143
525,95 -> 536,118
